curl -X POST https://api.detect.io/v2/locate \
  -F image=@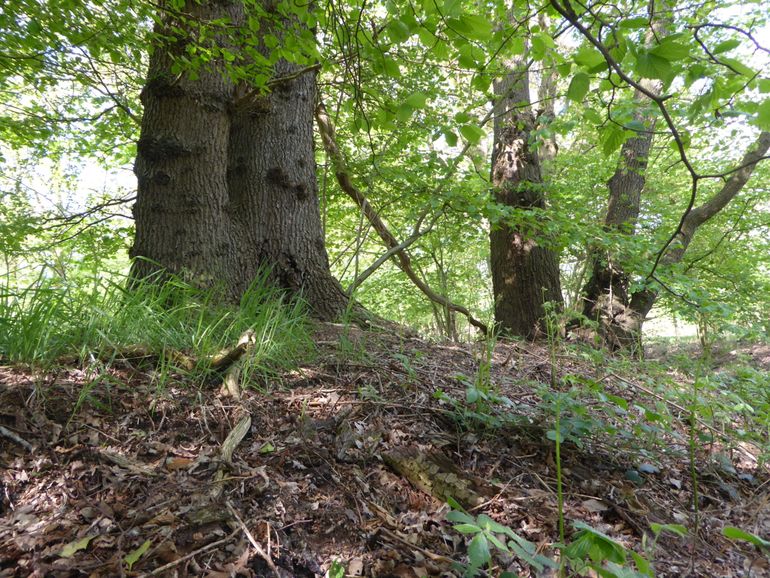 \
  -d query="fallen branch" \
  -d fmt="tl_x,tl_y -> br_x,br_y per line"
211,414 -> 252,499
211,329 -> 256,371
315,100 -> 488,335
